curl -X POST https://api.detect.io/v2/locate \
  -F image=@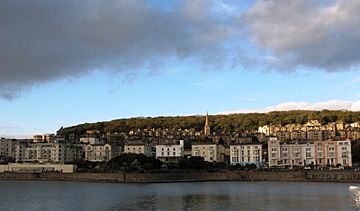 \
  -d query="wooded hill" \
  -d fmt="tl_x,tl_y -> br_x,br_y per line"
57,110 -> 360,137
